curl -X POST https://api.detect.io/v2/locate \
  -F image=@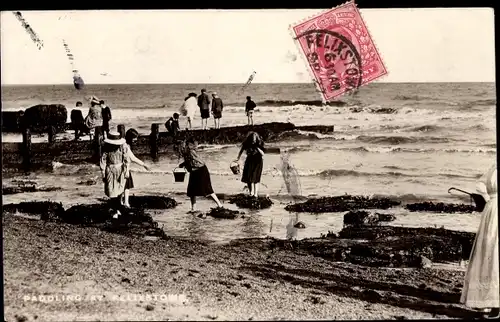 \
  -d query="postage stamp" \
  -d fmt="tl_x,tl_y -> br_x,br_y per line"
290,1 -> 388,101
